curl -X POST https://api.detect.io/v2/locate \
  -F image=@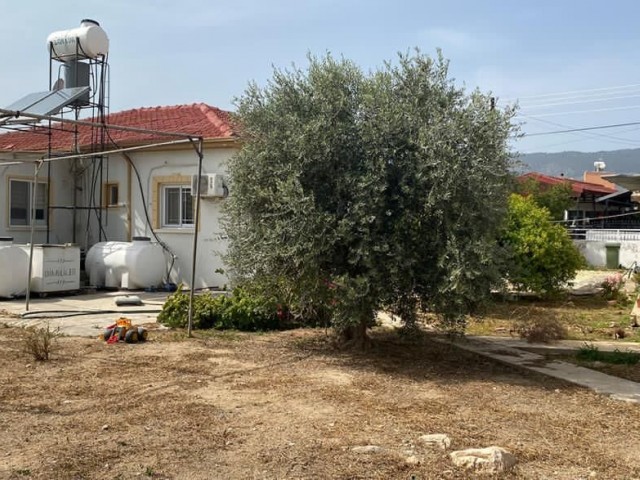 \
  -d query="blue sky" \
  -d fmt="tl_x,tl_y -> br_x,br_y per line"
2,0 -> 640,154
